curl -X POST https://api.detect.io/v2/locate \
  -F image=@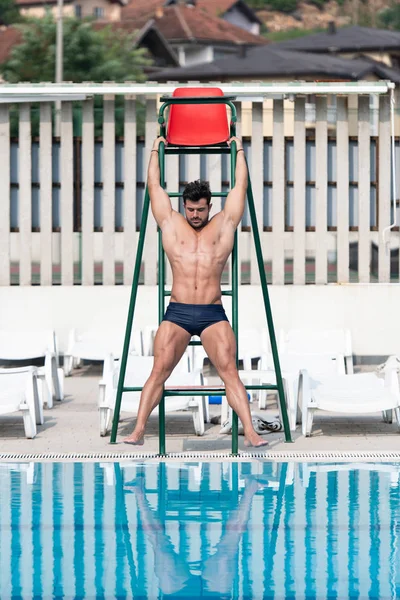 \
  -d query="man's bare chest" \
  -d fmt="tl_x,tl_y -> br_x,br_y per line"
176,231 -> 218,255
